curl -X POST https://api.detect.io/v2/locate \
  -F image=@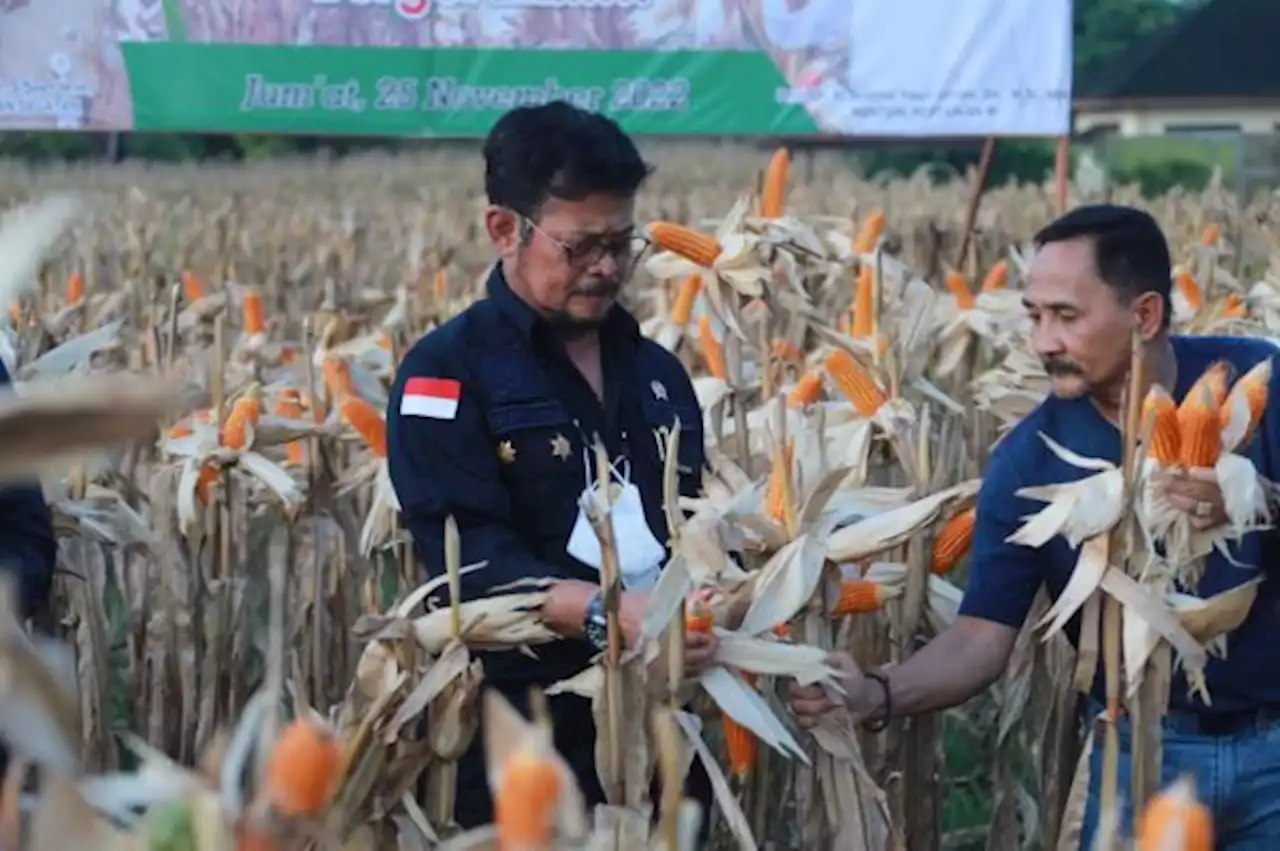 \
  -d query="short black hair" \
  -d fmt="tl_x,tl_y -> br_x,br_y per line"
482,101 -> 652,219
1033,204 -> 1173,327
